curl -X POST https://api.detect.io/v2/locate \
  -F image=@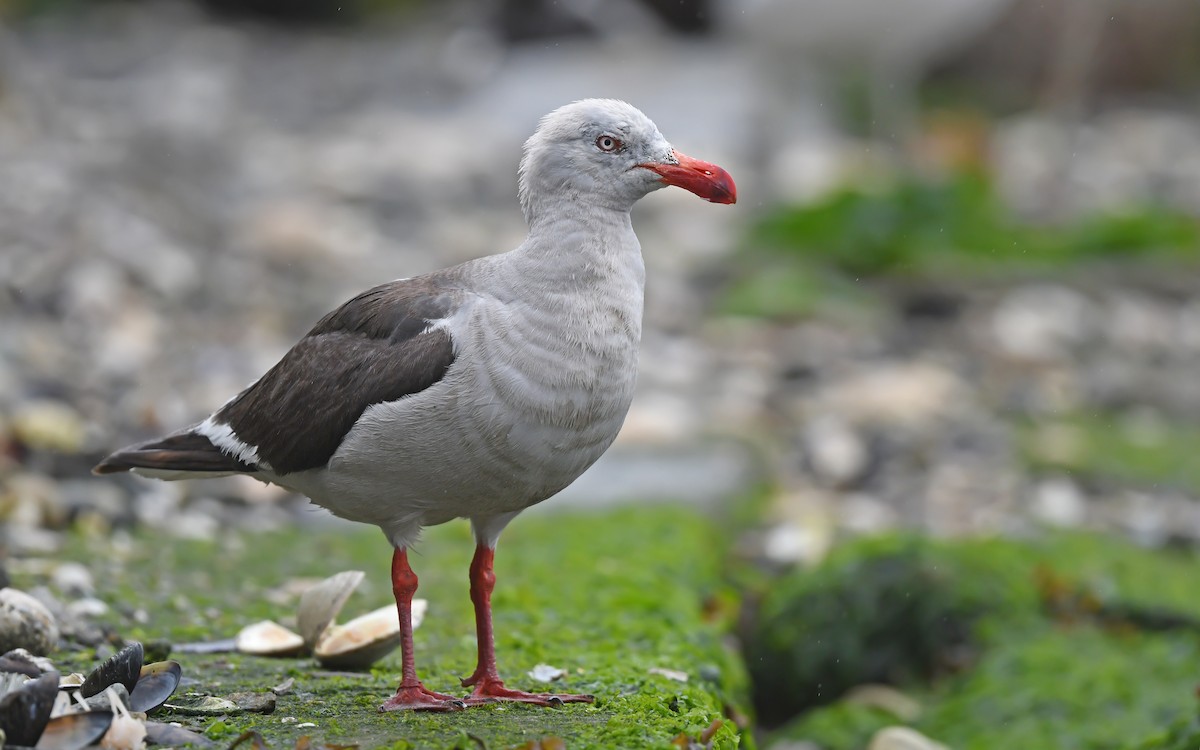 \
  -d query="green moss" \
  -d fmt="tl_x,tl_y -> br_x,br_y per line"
1018,413 -> 1200,496
37,506 -> 748,749
765,533 -> 1200,750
